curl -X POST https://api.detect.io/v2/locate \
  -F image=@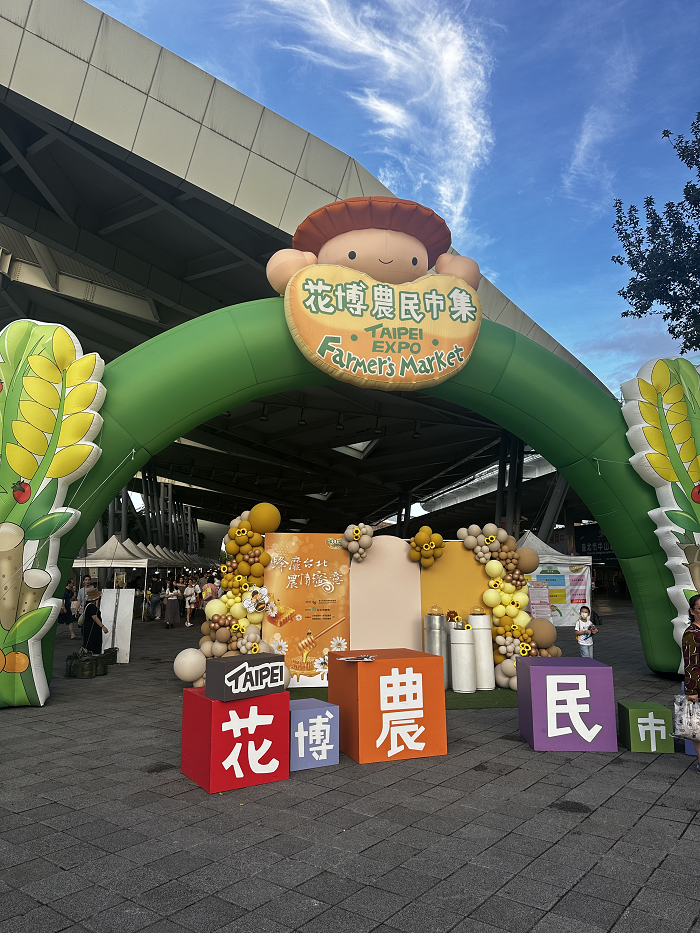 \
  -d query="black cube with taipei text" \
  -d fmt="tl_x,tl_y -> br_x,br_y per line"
205,654 -> 286,702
